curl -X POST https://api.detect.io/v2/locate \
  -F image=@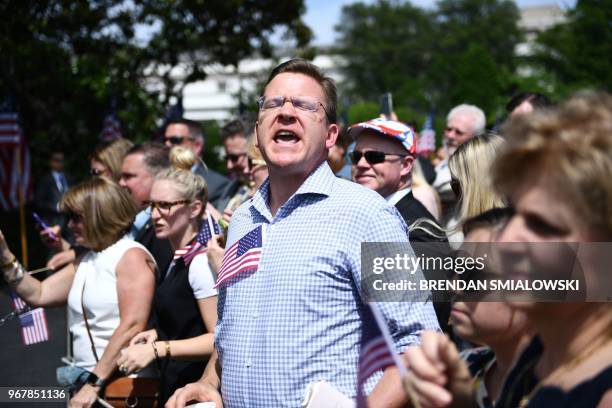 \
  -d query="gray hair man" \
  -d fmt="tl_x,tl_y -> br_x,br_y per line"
434,104 -> 486,224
